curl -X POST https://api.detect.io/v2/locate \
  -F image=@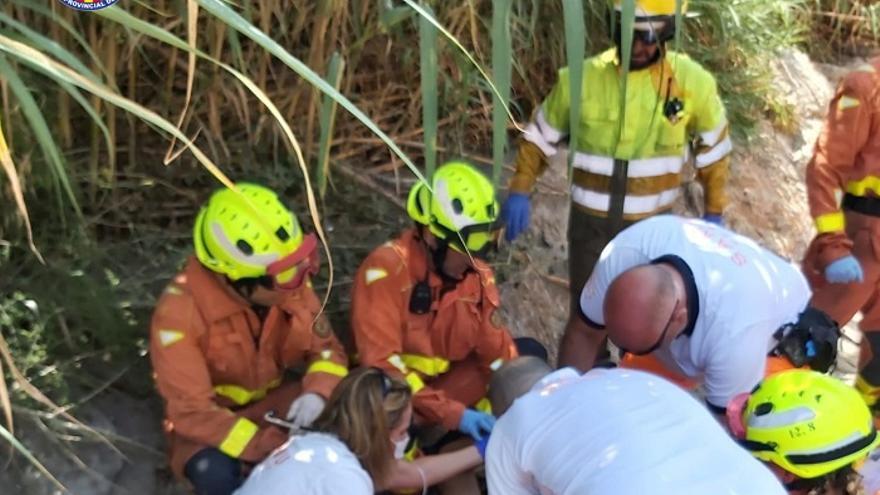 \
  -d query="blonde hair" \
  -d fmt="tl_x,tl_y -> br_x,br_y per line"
311,367 -> 412,483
